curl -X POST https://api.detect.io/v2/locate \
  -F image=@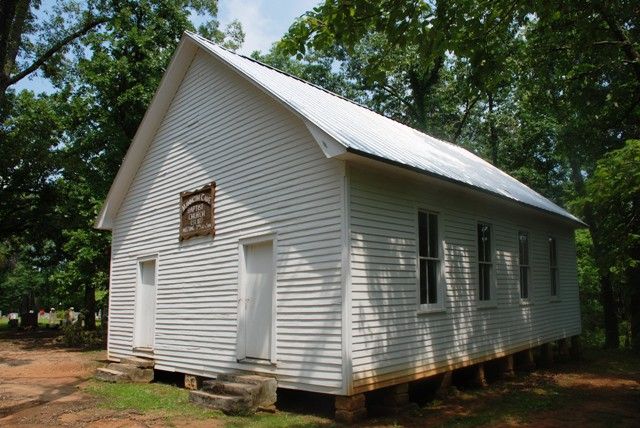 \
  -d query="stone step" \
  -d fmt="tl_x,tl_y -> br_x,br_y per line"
119,356 -> 155,368
107,363 -> 154,383
215,374 -> 277,408
95,368 -> 128,383
216,373 -> 273,385
202,380 -> 260,399
188,390 -> 252,415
